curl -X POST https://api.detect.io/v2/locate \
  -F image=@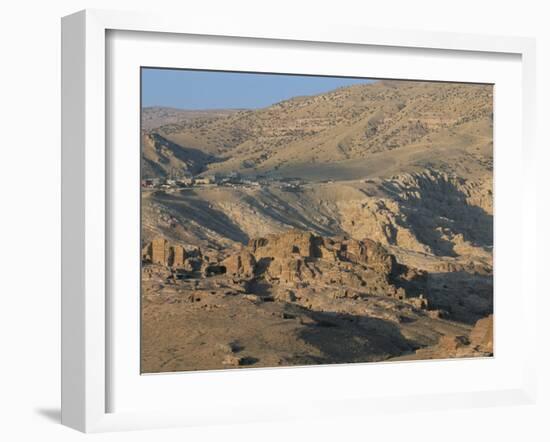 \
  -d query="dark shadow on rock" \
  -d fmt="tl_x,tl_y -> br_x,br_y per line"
426,271 -> 493,324
245,276 -> 273,297
154,191 -> 250,244
239,356 -> 259,366
289,307 -> 419,366
380,172 -> 493,257
390,263 -> 429,298
147,133 -> 216,175
241,189 -> 338,238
